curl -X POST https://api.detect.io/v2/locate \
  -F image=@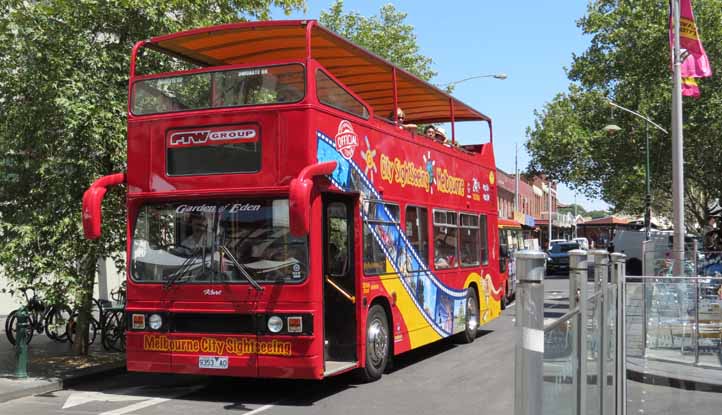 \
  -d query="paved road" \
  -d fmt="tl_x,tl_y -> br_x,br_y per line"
0,305 -> 517,415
